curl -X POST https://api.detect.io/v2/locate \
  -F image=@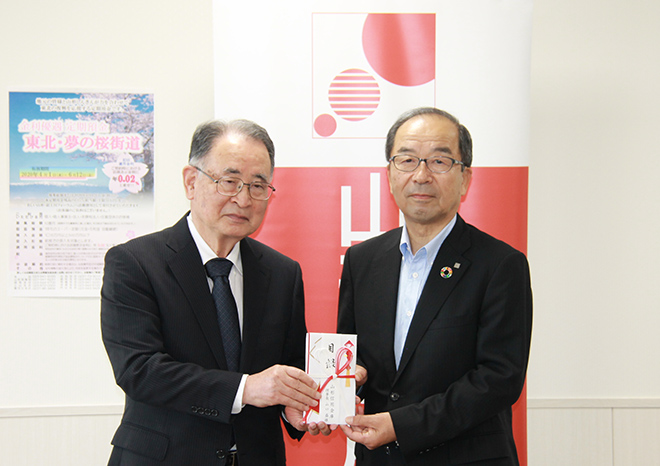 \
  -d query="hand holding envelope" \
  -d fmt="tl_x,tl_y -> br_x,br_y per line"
339,364 -> 397,449
285,406 -> 335,435
354,364 -> 368,387
340,411 -> 397,450
243,364 -> 321,412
